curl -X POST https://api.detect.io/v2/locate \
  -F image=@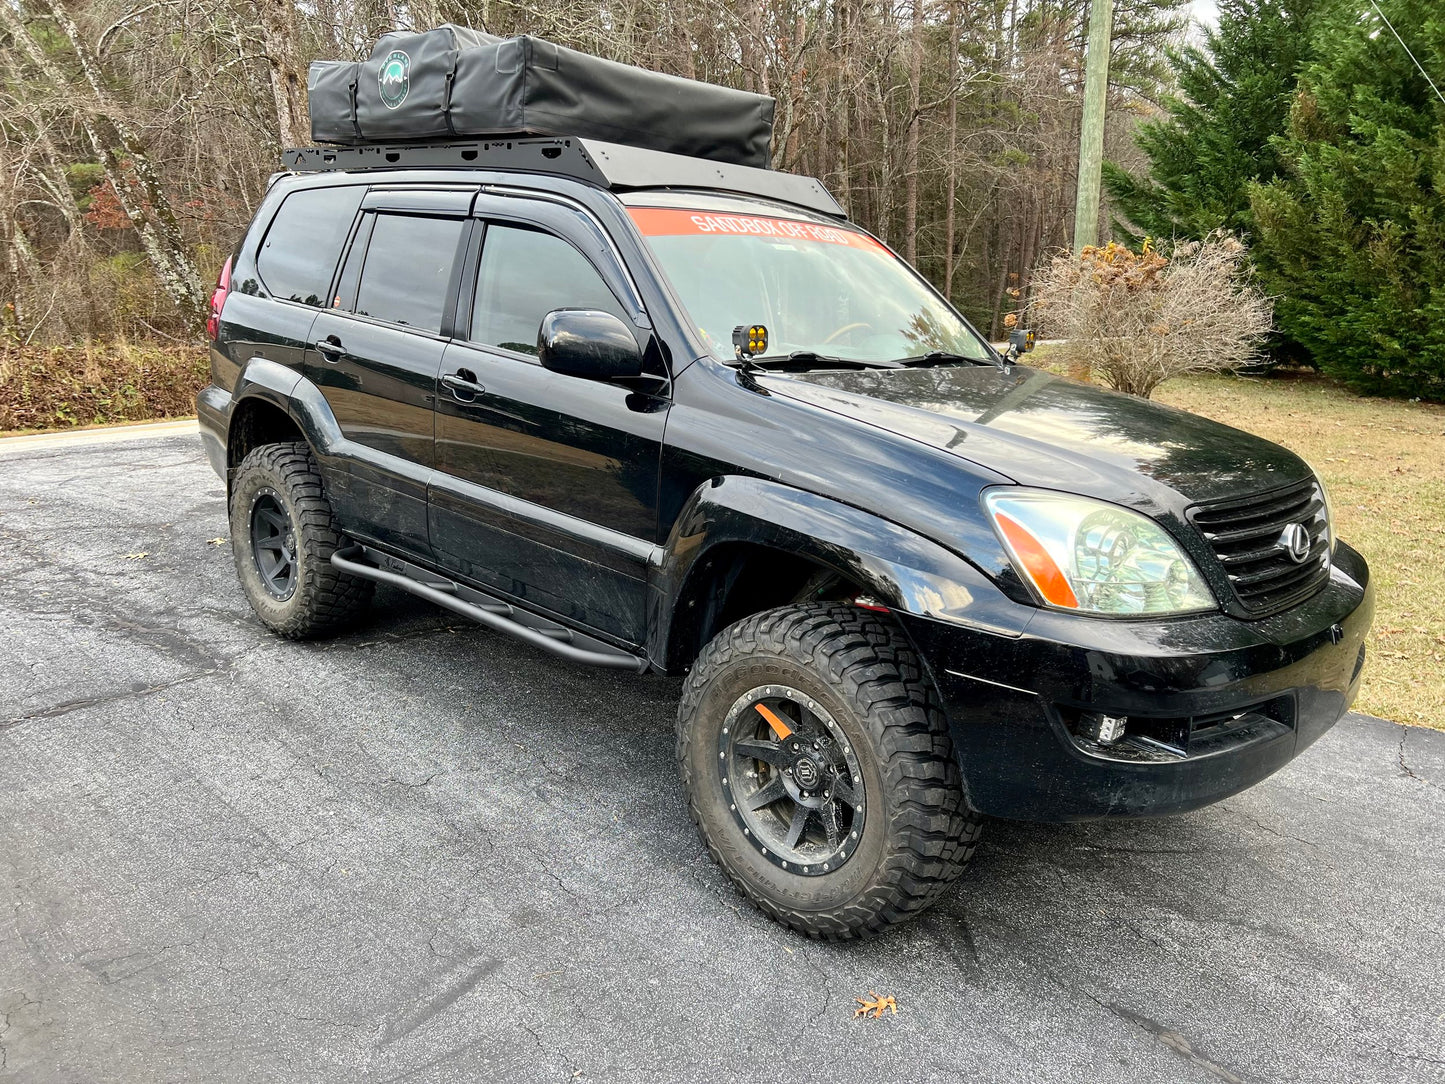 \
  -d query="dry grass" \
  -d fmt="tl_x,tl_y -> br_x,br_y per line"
0,340 -> 206,434
1027,341 -> 1445,729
